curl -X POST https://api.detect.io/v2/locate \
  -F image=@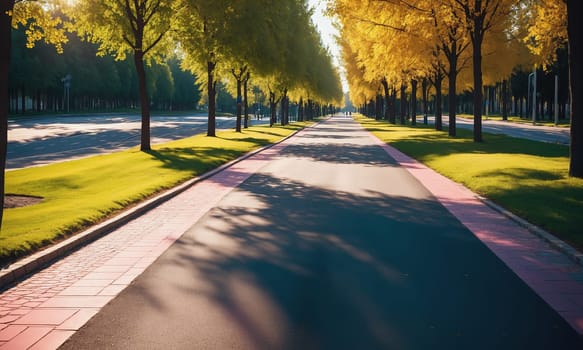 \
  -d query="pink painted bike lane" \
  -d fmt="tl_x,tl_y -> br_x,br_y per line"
368,131 -> 583,335
0,128 -> 310,350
